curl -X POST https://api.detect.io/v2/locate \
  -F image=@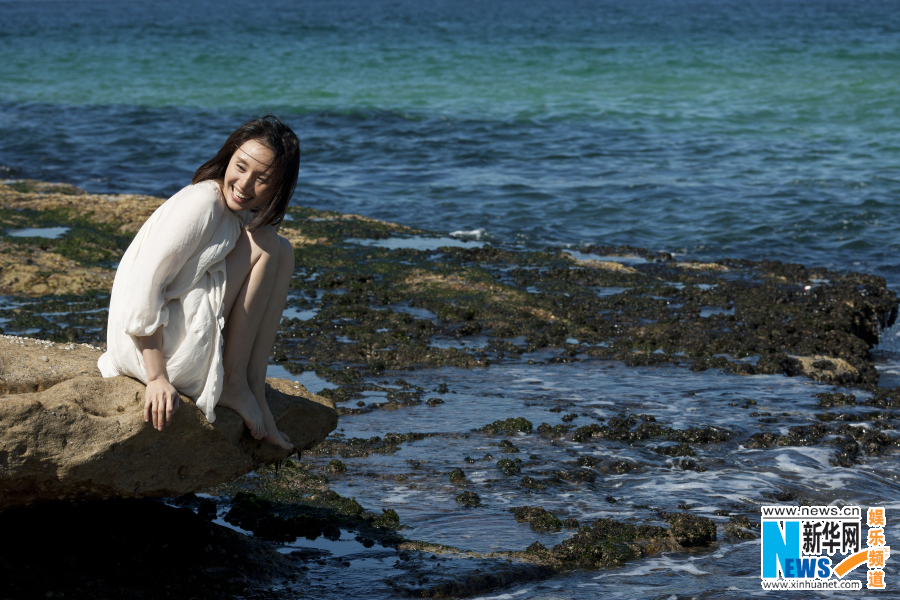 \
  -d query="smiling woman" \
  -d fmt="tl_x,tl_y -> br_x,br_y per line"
97,114 -> 301,450
220,141 -> 275,213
